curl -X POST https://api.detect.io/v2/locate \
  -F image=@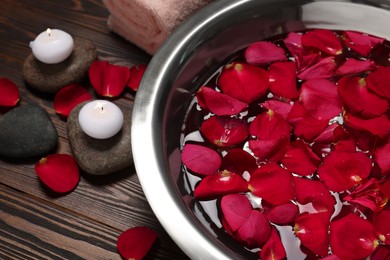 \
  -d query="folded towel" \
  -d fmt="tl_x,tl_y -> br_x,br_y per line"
103,0 -> 213,55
